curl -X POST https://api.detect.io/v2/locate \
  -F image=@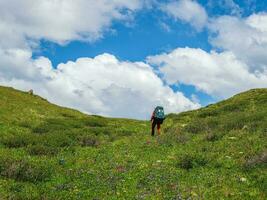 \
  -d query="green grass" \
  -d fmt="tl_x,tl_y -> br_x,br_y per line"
0,86 -> 266,199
